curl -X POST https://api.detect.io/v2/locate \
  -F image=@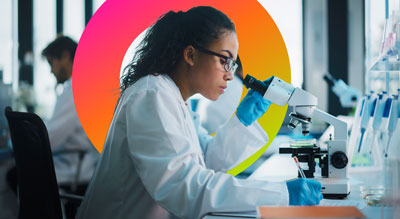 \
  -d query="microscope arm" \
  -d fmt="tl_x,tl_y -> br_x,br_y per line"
243,75 -> 347,137
312,108 -> 348,142
288,88 -> 318,119
259,77 -> 318,119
